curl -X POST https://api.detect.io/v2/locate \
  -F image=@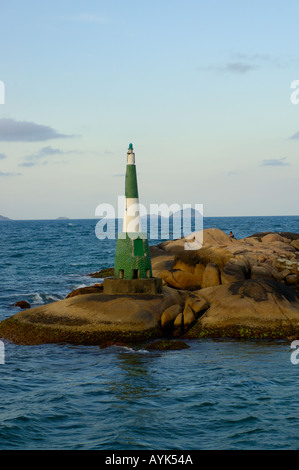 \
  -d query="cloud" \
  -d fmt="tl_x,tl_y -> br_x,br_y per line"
261,157 -> 290,166
0,171 -> 21,177
0,153 -> 7,160
19,145 -> 82,167
225,62 -> 258,74
18,161 -> 38,168
24,146 -> 65,161
0,118 -> 75,142
290,131 -> 299,139
234,53 -> 289,69
198,52 -> 288,76
199,62 -> 258,75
